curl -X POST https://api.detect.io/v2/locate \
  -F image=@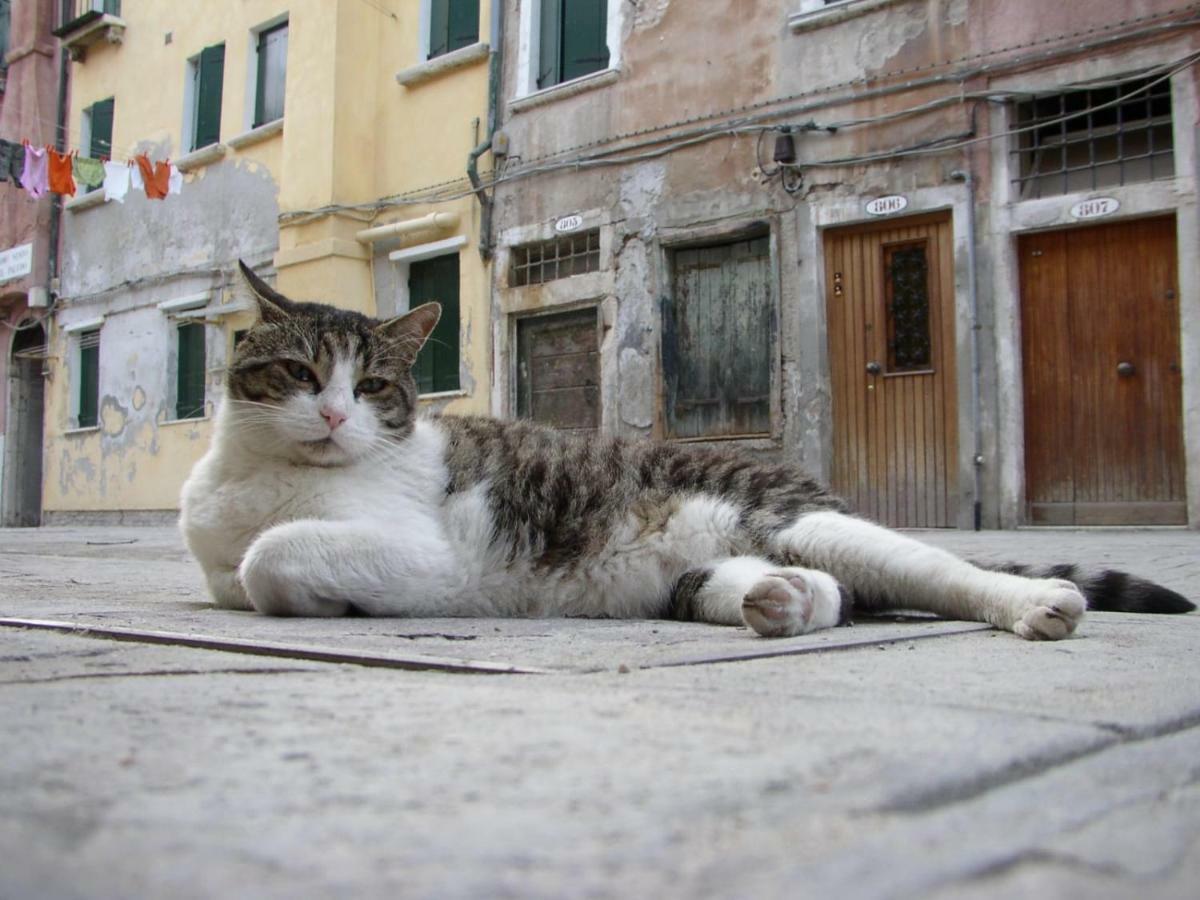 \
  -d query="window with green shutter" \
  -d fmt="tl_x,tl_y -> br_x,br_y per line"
77,330 -> 100,430
176,322 -> 207,420
408,254 -> 460,394
254,22 -> 287,127
428,0 -> 479,59
537,0 -> 609,89
191,43 -> 225,151
87,97 -> 114,159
